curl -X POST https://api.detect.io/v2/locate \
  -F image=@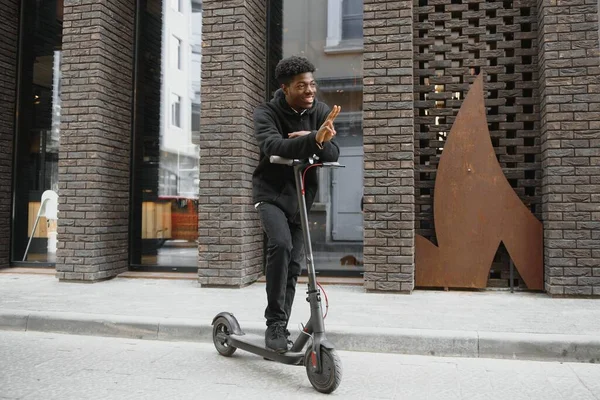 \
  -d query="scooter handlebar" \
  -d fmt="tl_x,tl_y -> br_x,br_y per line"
269,156 -> 298,166
269,156 -> 345,168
